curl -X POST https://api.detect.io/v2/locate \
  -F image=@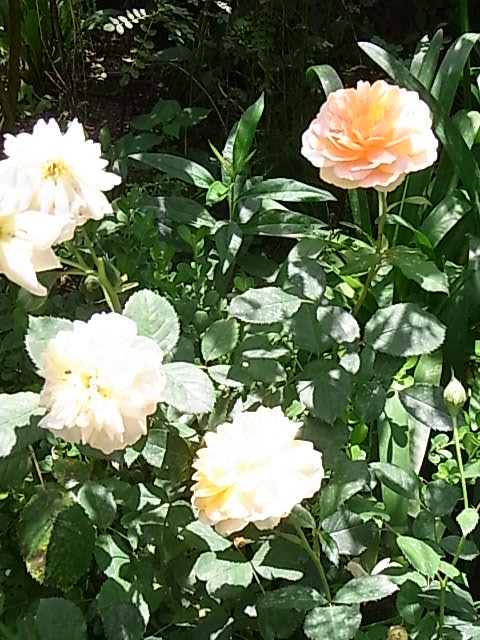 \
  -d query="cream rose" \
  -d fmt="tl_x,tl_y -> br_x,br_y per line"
191,406 -> 324,536
37,313 -> 165,454
0,187 -> 62,296
0,118 -> 121,242
301,80 -> 438,191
